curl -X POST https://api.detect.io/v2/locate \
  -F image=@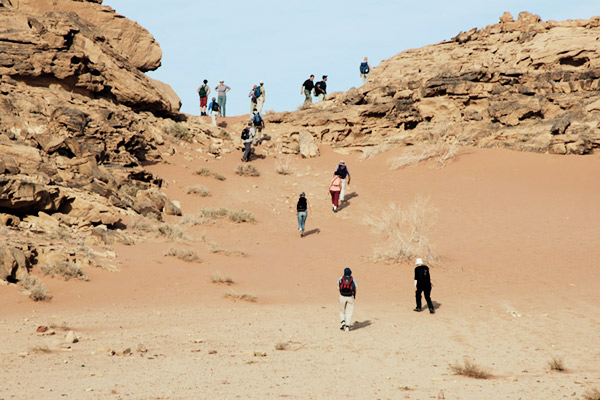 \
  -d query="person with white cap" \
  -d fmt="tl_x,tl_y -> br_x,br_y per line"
215,80 -> 231,117
256,81 -> 266,114
414,258 -> 435,313
334,161 -> 351,204
296,192 -> 310,237
338,267 -> 356,332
